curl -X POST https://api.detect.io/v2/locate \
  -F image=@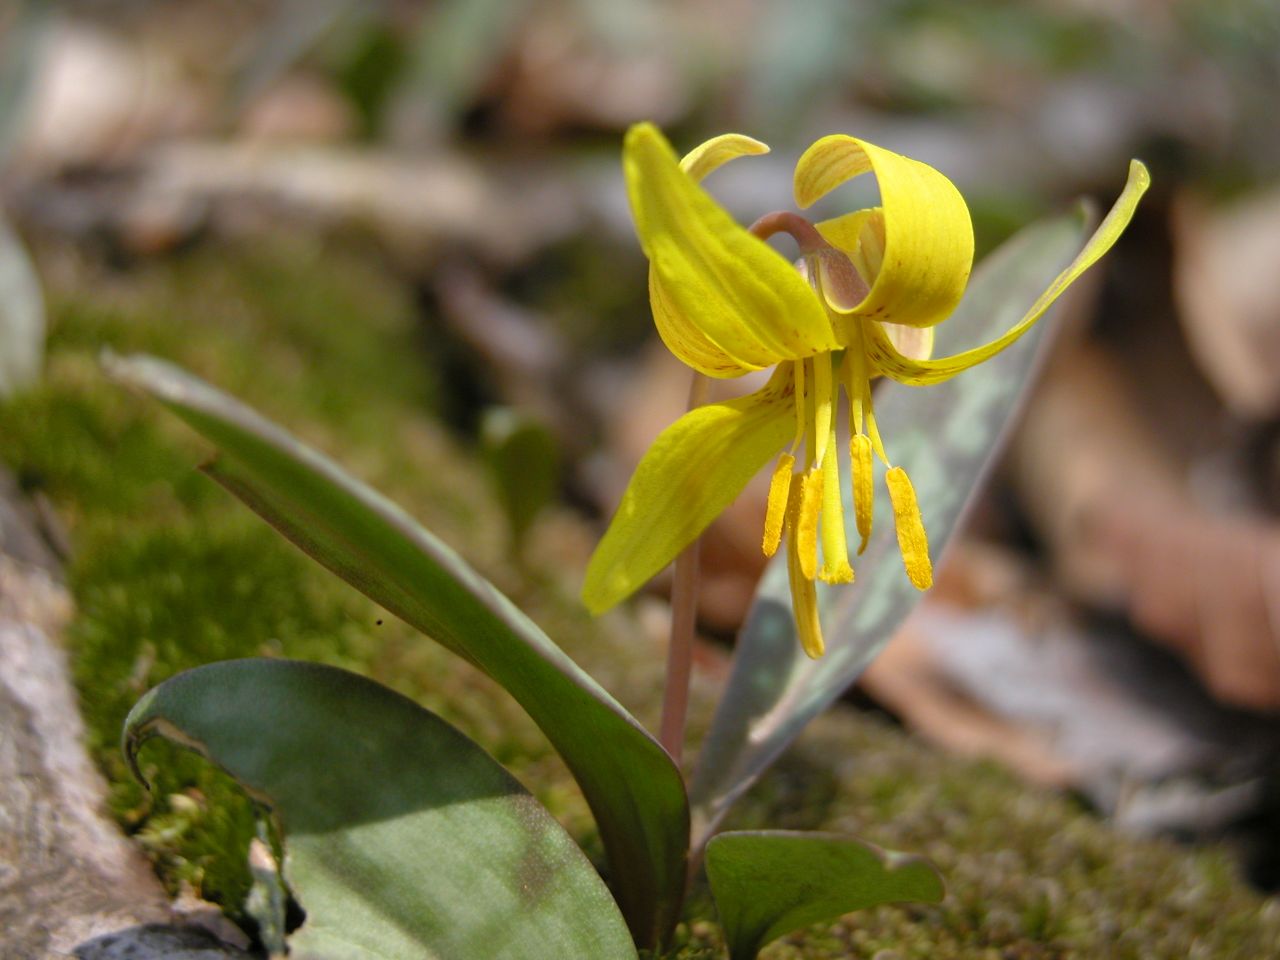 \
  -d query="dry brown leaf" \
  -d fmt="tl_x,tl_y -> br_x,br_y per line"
1009,340 -> 1280,711
1173,186 -> 1280,418
861,591 -> 1080,789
